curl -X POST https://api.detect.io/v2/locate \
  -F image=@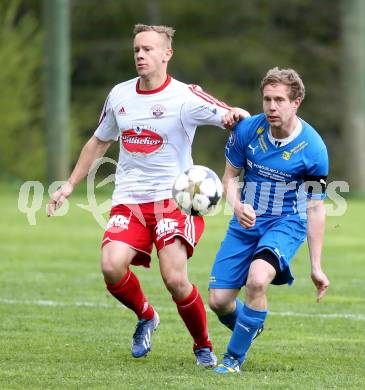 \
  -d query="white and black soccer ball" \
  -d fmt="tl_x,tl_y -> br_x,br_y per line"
172,165 -> 223,216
